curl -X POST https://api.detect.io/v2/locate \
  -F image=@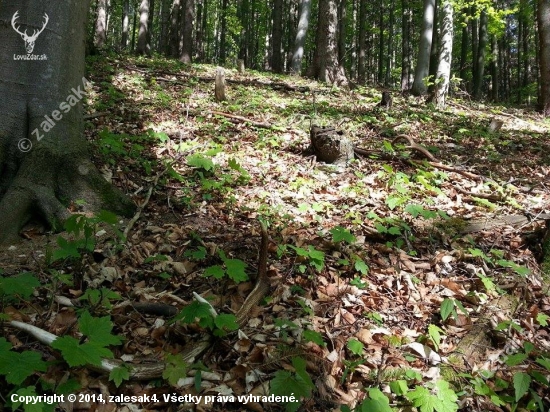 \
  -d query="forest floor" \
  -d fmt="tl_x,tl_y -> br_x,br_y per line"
2,54 -> 550,412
